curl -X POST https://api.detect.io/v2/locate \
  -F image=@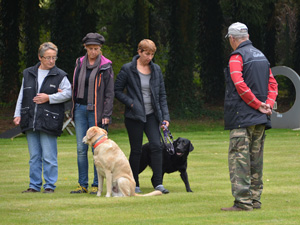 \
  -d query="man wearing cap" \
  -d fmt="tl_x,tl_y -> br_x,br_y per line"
222,22 -> 278,211
70,33 -> 114,194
